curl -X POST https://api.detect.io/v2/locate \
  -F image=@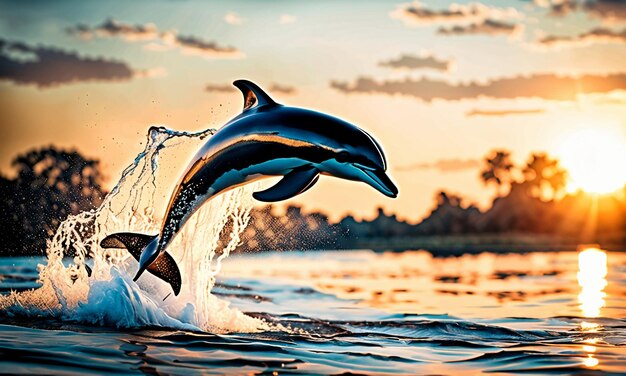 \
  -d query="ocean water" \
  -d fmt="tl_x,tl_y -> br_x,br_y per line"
0,249 -> 625,375
0,127 -> 624,374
